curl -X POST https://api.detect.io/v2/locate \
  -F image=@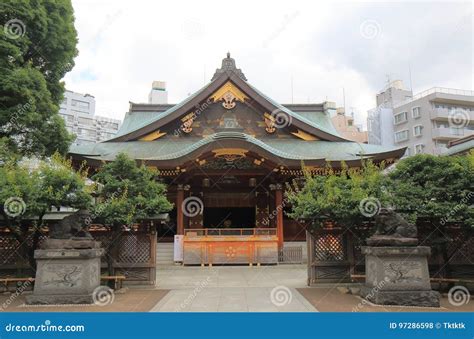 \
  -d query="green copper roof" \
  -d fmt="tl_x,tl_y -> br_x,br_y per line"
244,81 -> 342,138
443,139 -> 474,156
114,81 -> 213,138
70,132 -> 403,163
115,111 -> 157,137
111,75 -> 342,141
